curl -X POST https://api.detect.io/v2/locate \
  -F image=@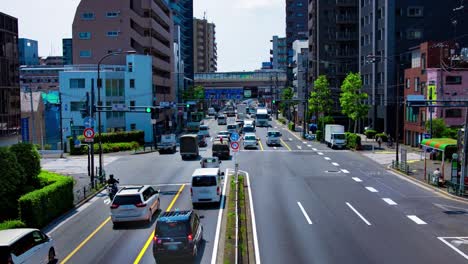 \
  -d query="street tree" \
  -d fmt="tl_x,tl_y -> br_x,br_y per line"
309,75 -> 333,121
339,72 -> 369,133
280,87 -> 295,121
425,118 -> 447,138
